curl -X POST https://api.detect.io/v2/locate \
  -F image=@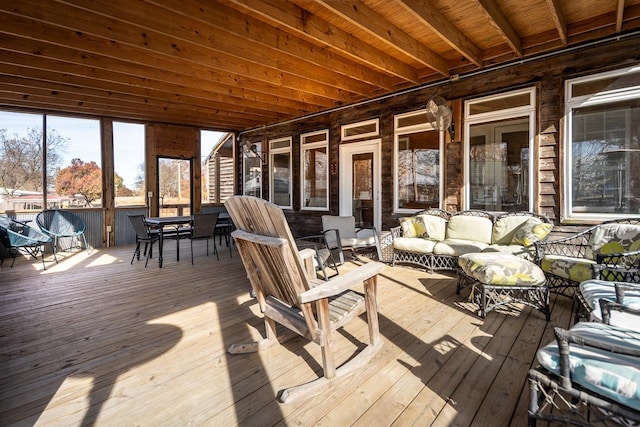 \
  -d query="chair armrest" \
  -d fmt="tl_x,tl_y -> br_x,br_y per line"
298,261 -> 384,304
594,250 -> 640,282
598,299 -> 640,325
390,226 -> 402,239
322,228 -> 342,250
553,326 -> 640,389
